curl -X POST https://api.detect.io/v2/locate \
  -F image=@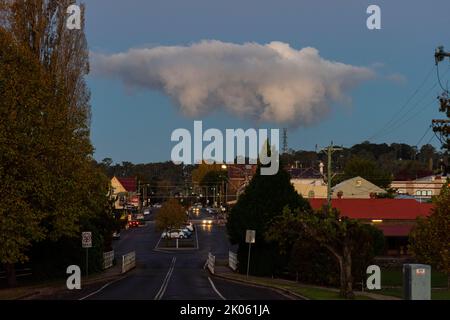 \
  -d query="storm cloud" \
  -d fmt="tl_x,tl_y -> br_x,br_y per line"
91,40 -> 374,127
